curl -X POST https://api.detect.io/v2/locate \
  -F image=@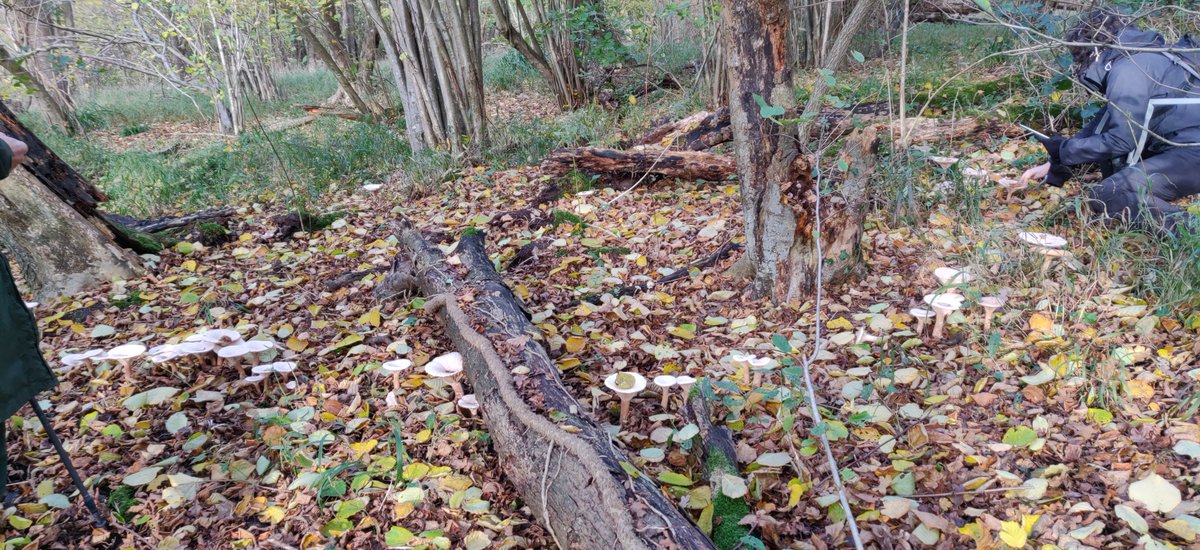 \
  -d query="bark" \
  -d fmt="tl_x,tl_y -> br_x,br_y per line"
540,146 -> 736,185
378,223 -> 714,550
635,109 -> 731,151
0,170 -> 140,300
